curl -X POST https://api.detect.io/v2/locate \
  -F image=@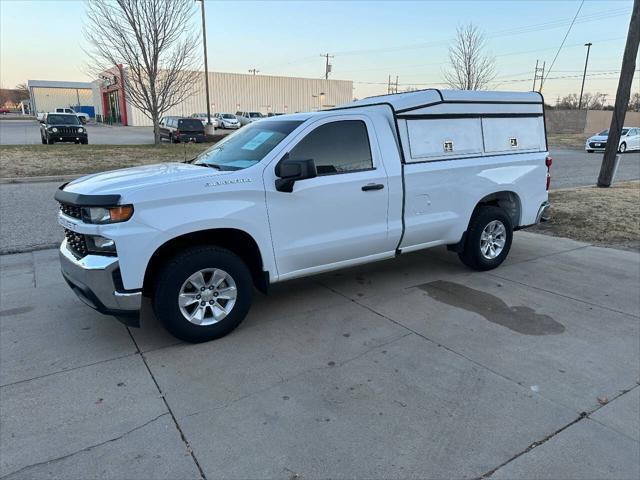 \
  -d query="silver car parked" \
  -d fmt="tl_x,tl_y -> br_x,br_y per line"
235,111 -> 265,126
